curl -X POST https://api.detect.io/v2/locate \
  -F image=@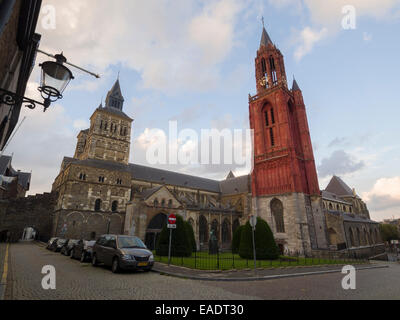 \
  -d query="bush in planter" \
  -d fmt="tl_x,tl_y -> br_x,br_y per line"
232,225 -> 245,254
238,217 -> 279,260
156,215 -> 192,257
